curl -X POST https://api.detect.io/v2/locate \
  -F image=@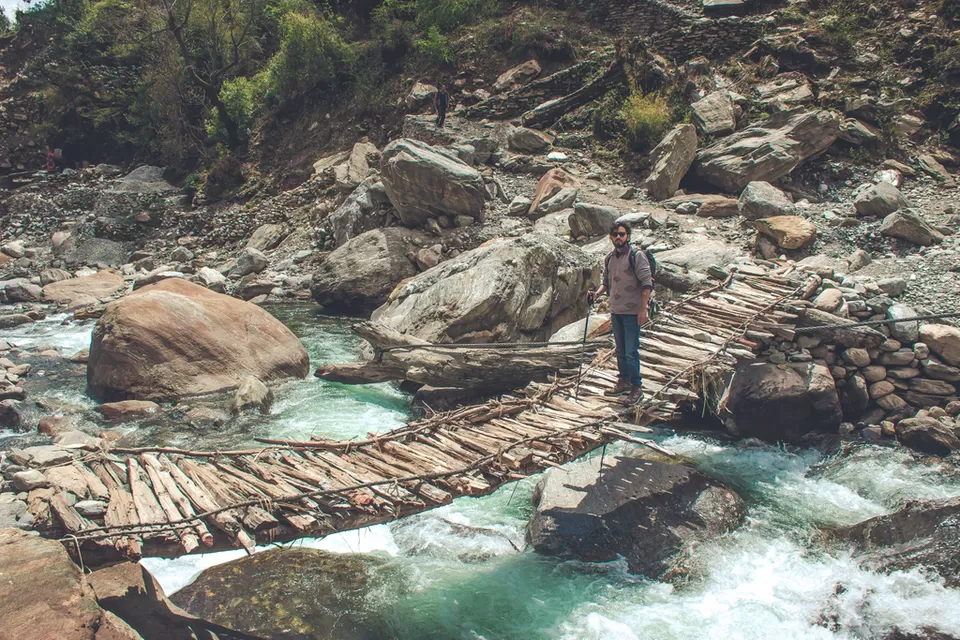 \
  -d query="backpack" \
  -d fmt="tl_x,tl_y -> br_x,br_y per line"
605,246 -> 658,281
